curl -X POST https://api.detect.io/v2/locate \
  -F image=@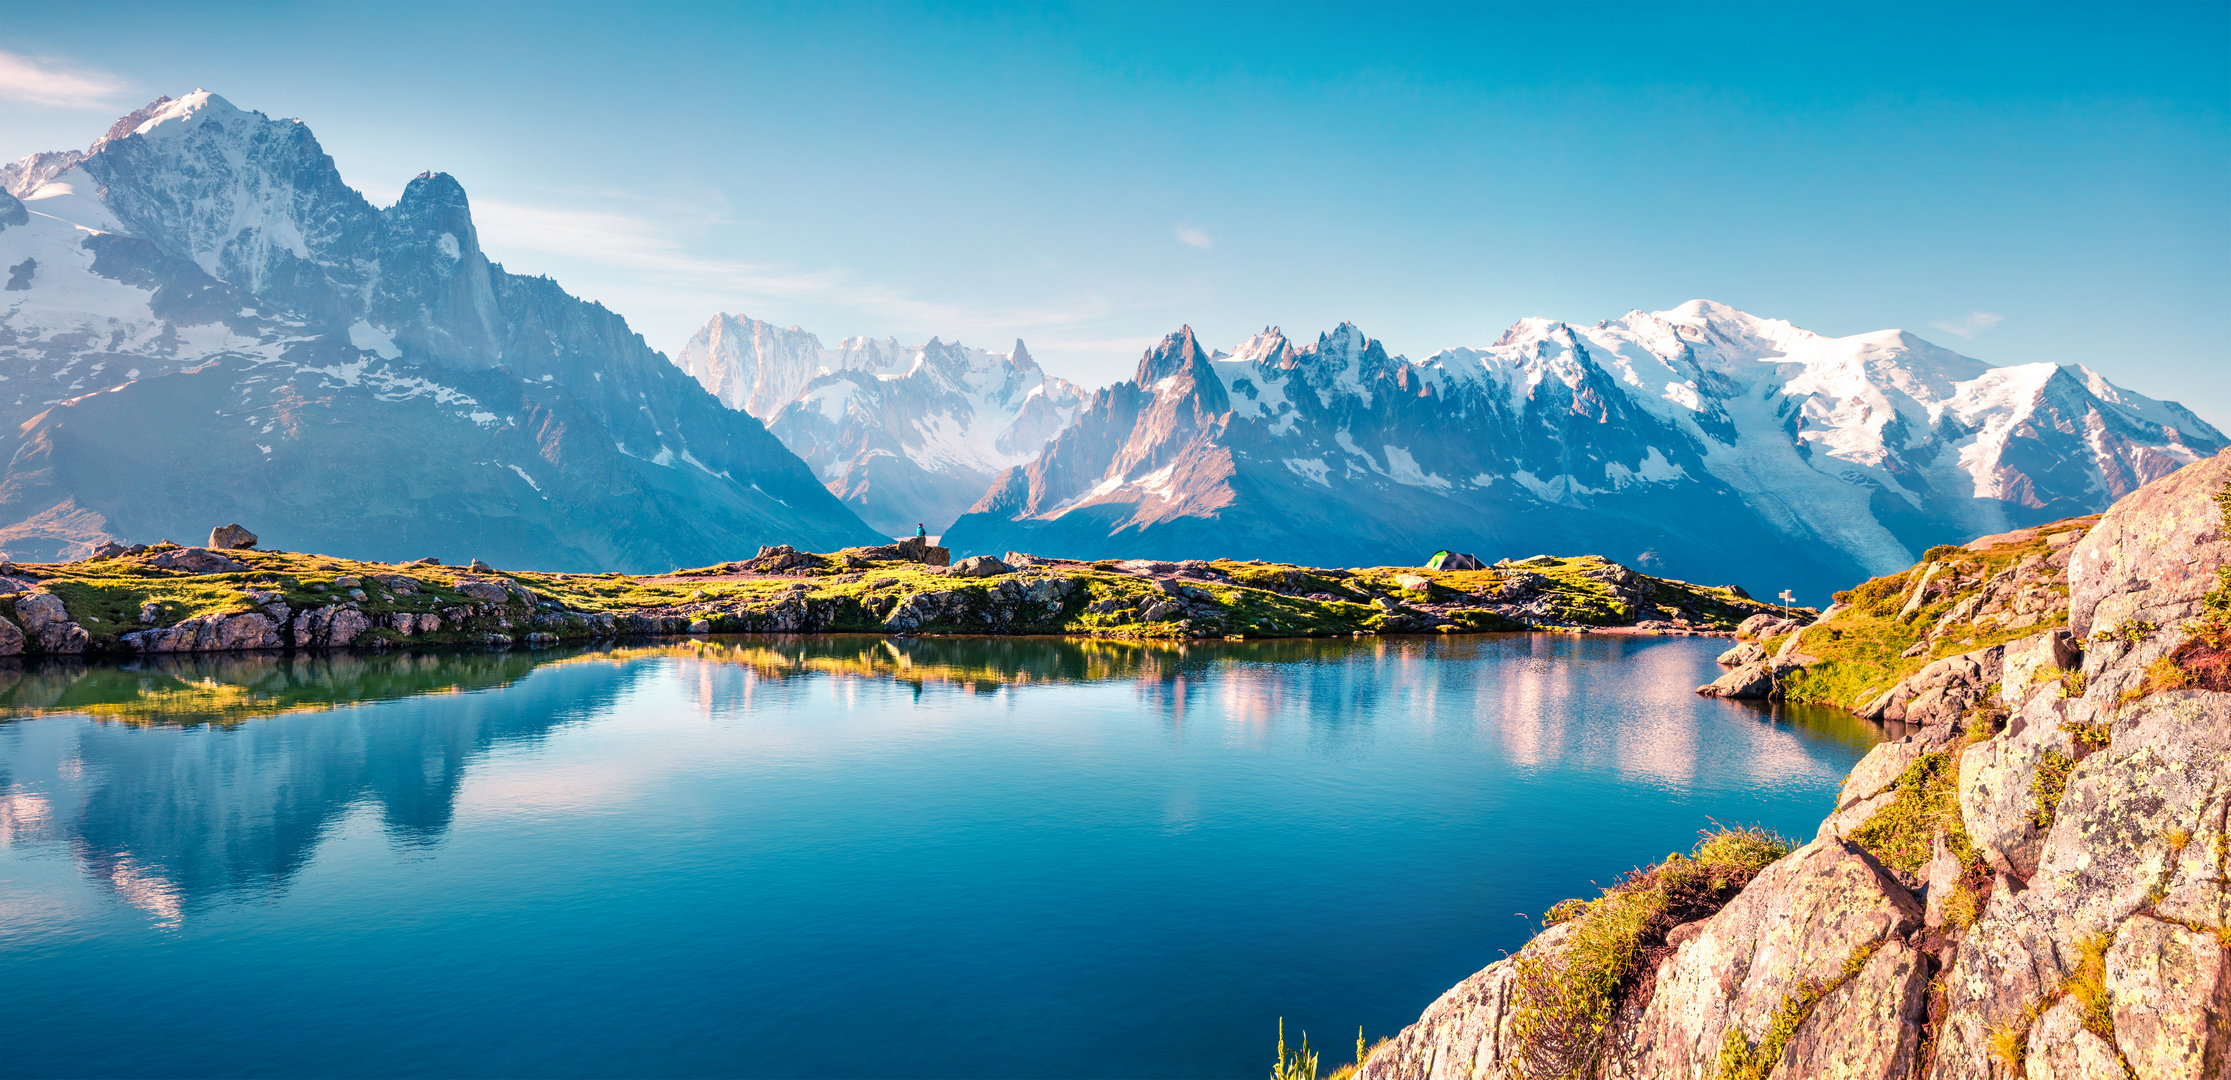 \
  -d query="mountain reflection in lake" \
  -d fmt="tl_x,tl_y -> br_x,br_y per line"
0,634 -> 1882,1079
